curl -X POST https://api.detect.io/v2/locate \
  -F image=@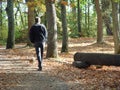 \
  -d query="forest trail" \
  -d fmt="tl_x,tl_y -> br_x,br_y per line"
0,37 -> 120,90
0,46 -> 70,90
